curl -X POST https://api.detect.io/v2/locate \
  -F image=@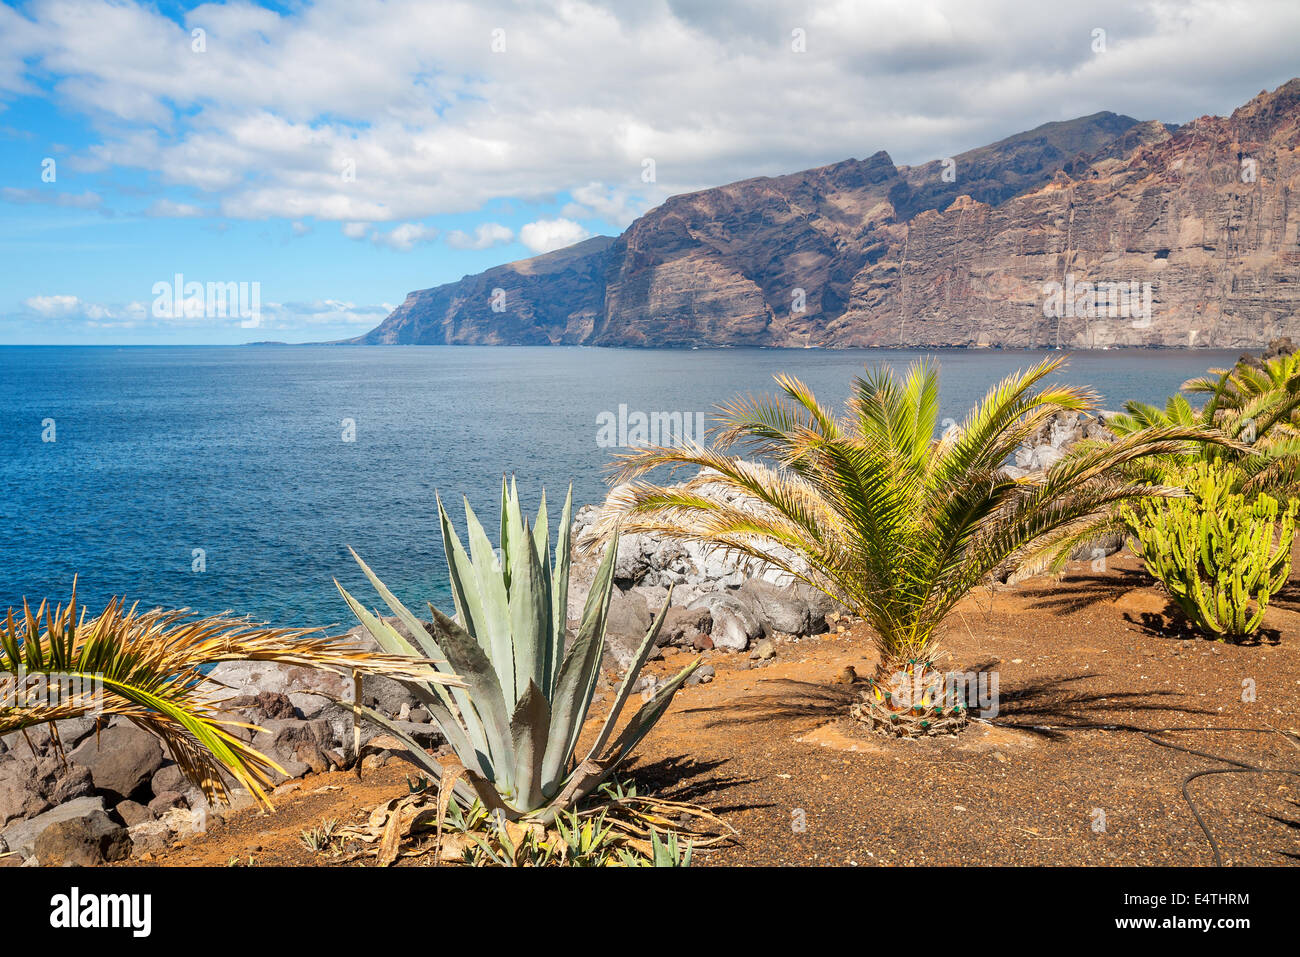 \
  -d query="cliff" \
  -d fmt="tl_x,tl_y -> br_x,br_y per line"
353,80 -> 1300,349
